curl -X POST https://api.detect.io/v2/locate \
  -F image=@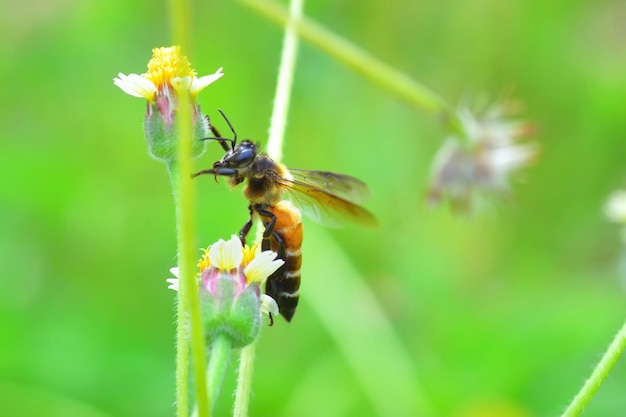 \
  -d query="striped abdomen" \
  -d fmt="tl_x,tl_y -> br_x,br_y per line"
265,200 -> 303,322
